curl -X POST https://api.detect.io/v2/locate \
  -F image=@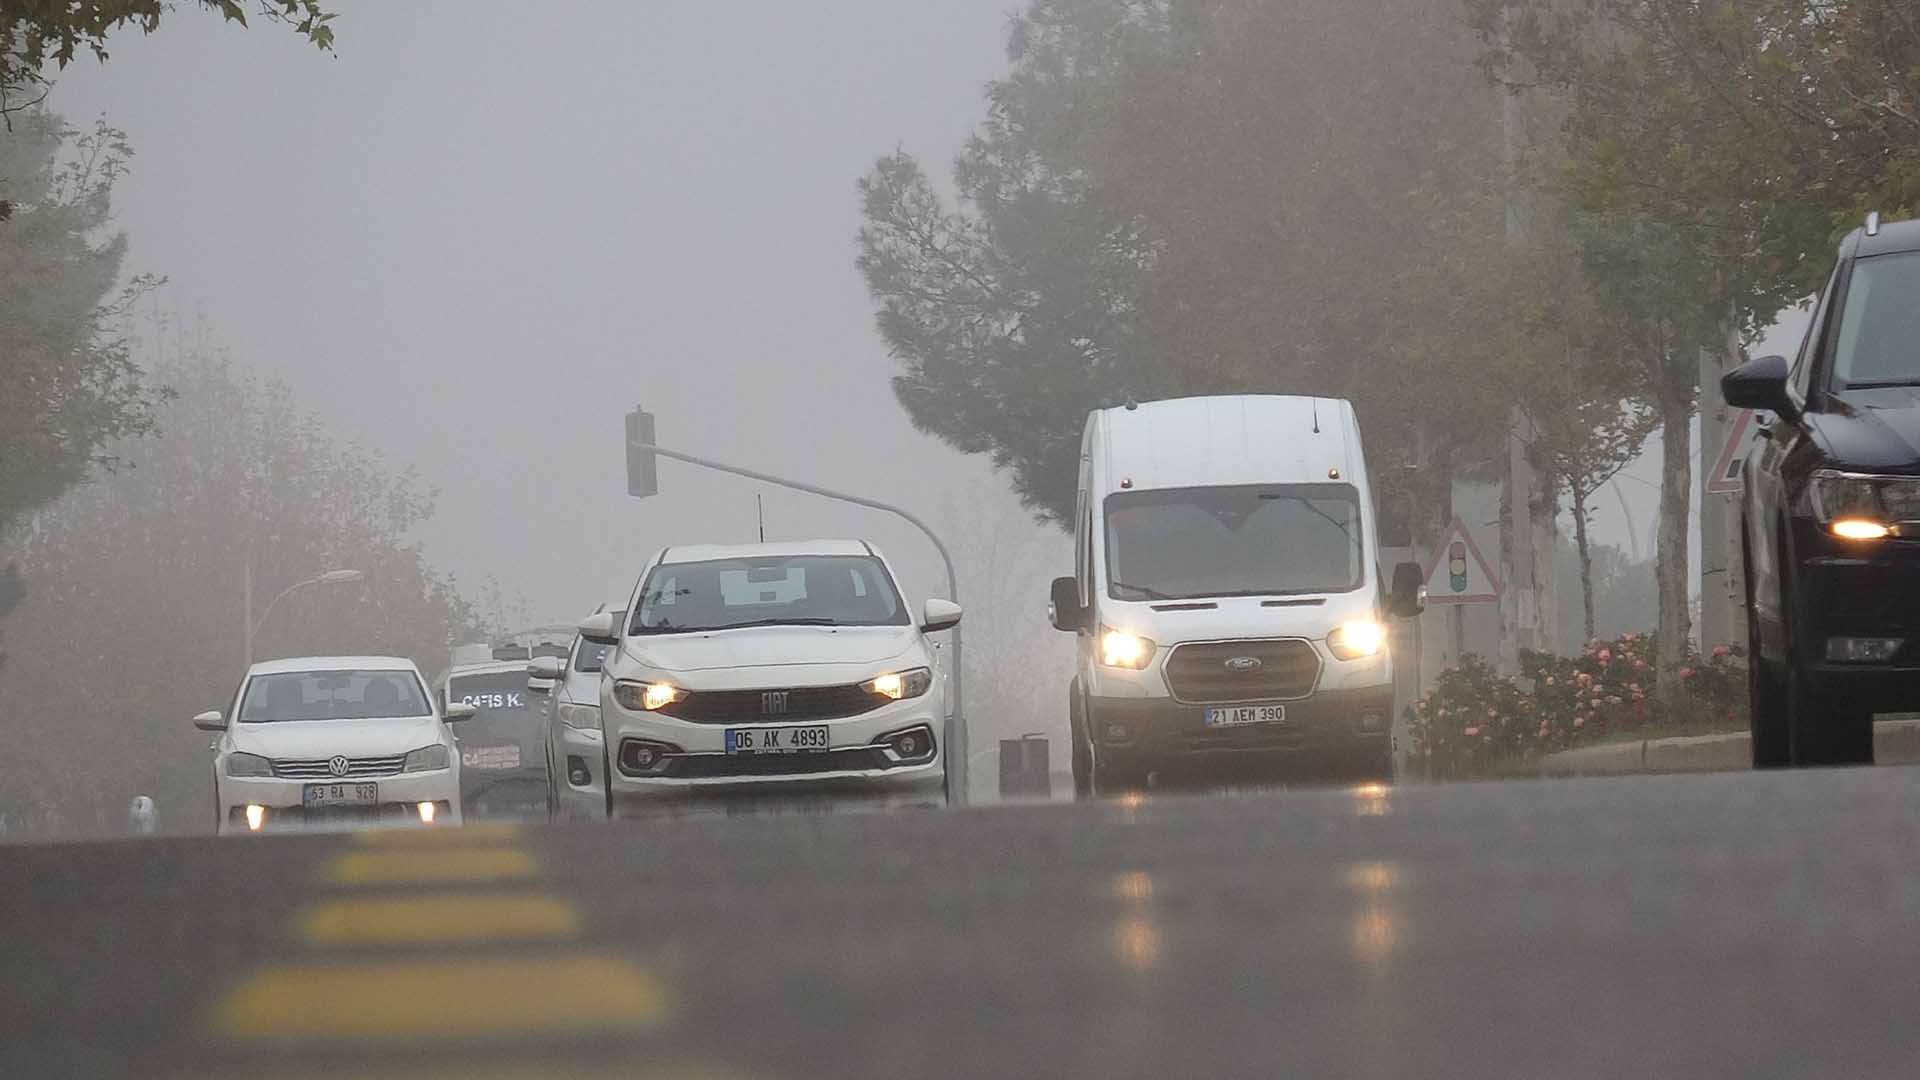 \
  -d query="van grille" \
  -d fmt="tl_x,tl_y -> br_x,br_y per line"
1164,640 -> 1321,704
271,754 -> 408,779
